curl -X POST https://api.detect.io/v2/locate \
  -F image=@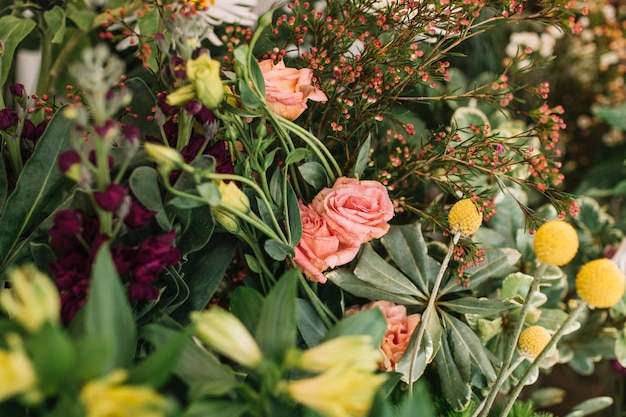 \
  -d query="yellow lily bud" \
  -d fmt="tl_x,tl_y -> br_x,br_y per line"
295,335 -> 382,373
143,143 -> 185,173
187,55 -> 224,109
217,180 -> 250,213
0,266 -> 60,333
283,362 -> 387,417
80,369 -> 167,417
0,333 -> 37,402
191,307 -> 262,368
212,207 -> 241,233
166,84 -> 196,107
